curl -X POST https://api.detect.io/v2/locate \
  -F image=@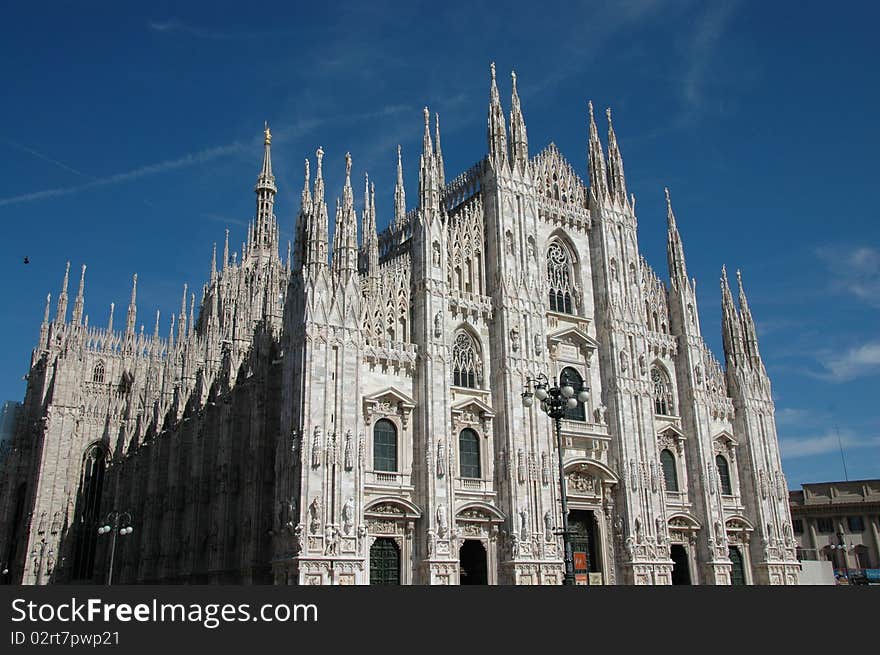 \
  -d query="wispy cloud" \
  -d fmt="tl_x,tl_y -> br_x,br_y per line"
680,1 -> 740,121
780,429 -> 880,459
815,340 -> 880,382
816,245 -> 880,307
0,142 -> 247,207
148,19 -> 296,41
0,137 -> 92,179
